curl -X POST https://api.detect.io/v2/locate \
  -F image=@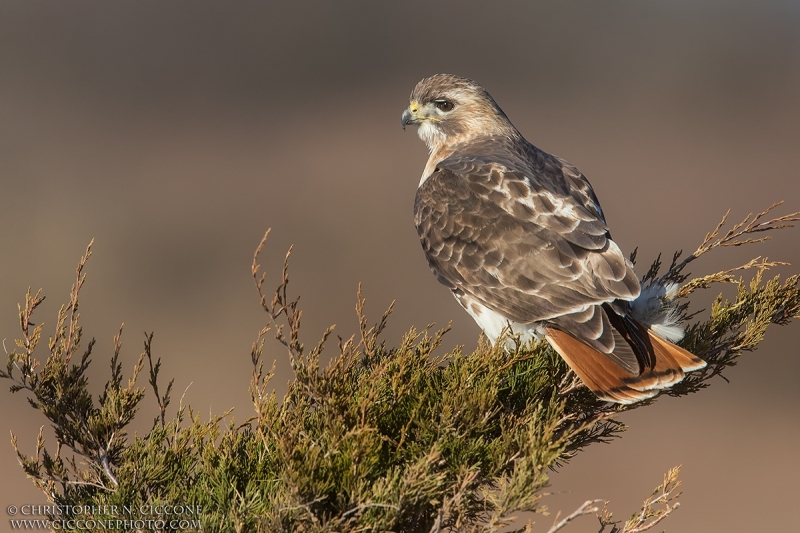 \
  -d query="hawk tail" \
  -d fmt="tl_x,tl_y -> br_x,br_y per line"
545,325 -> 706,404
